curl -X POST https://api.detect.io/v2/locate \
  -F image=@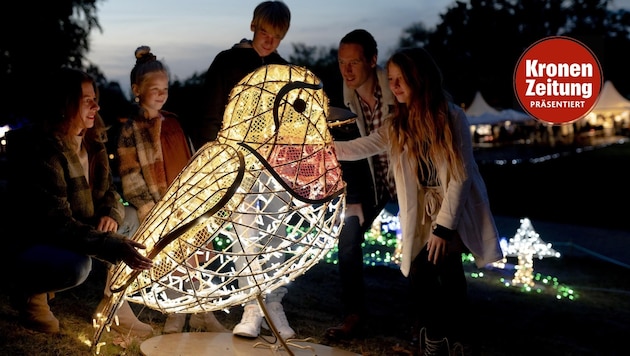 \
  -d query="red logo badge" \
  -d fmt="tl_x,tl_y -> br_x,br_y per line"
514,36 -> 603,125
